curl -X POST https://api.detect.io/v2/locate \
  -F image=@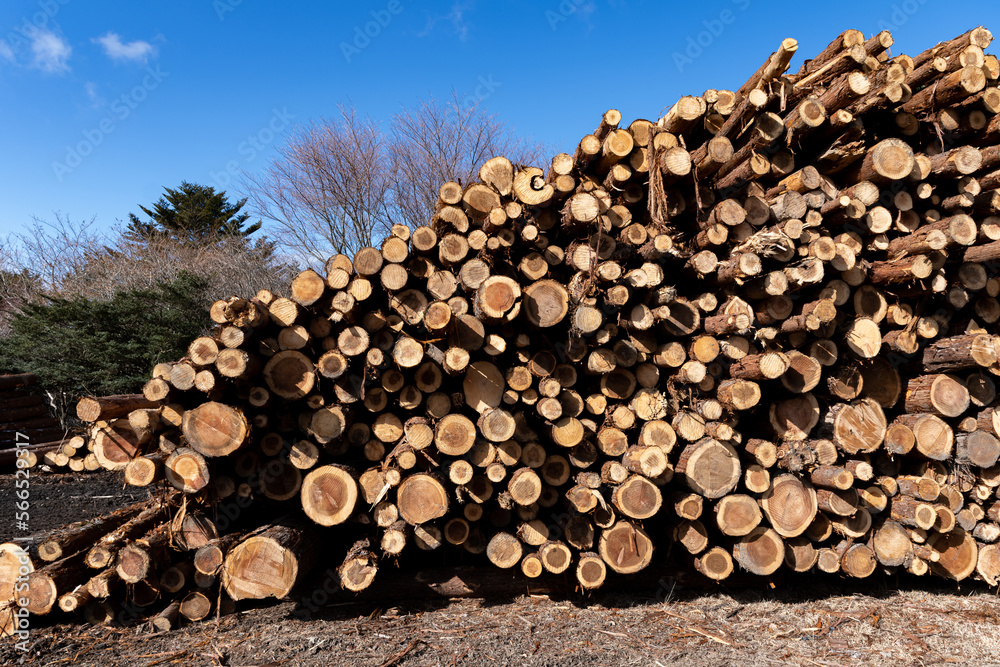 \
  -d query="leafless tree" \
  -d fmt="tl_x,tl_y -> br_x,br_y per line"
243,106 -> 396,267
243,93 -> 545,268
389,93 -> 546,229
3,214 -> 293,308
